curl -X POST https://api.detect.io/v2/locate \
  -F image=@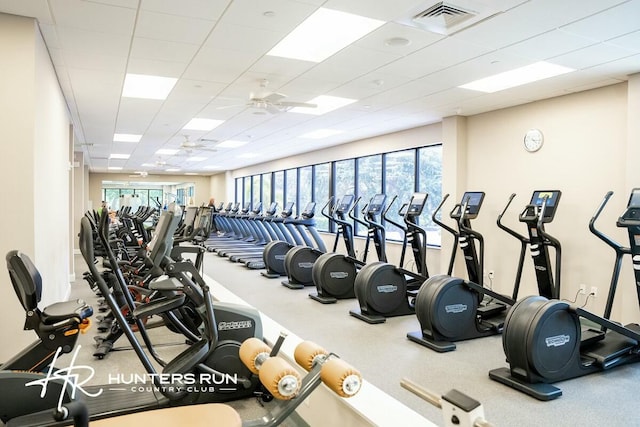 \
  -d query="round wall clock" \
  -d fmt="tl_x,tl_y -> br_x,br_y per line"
524,128 -> 544,152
